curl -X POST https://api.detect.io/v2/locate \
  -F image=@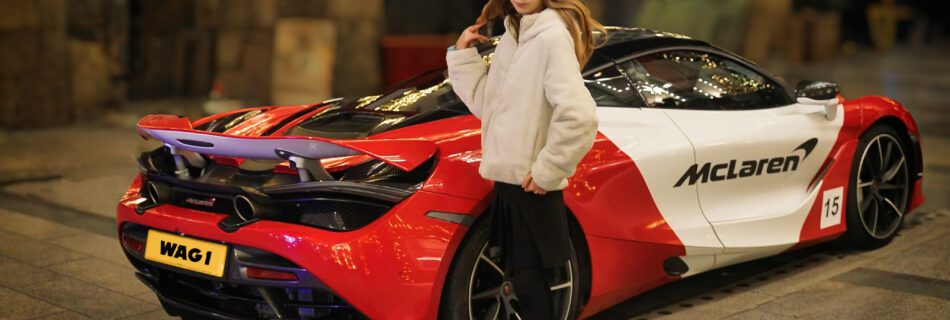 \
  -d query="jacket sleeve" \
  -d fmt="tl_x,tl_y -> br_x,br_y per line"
529,32 -> 599,191
446,46 -> 489,120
